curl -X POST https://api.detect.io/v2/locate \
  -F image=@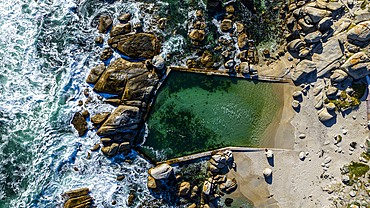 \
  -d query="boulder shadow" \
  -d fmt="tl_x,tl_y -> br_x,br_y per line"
264,174 -> 272,184
267,156 -> 274,167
